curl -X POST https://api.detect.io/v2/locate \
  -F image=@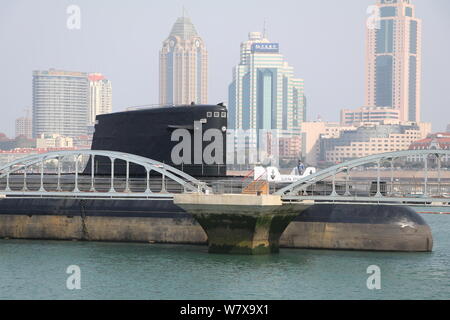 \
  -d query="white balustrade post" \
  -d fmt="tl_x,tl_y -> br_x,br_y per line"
109,157 -> 116,193
90,155 -> 95,192
39,159 -> 45,192
424,154 -> 428,197
375,160 -> 382,197
74,155 -> 80,193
